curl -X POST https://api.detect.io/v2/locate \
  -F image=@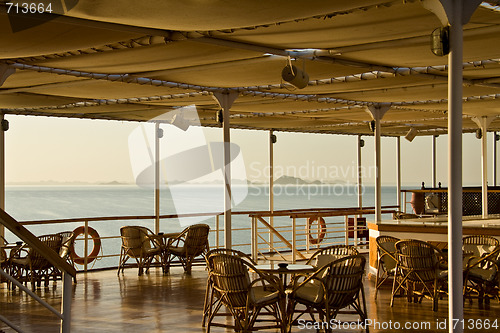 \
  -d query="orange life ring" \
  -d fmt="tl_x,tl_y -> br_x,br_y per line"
70,226 -> 101,265
307,217 -> 327,244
